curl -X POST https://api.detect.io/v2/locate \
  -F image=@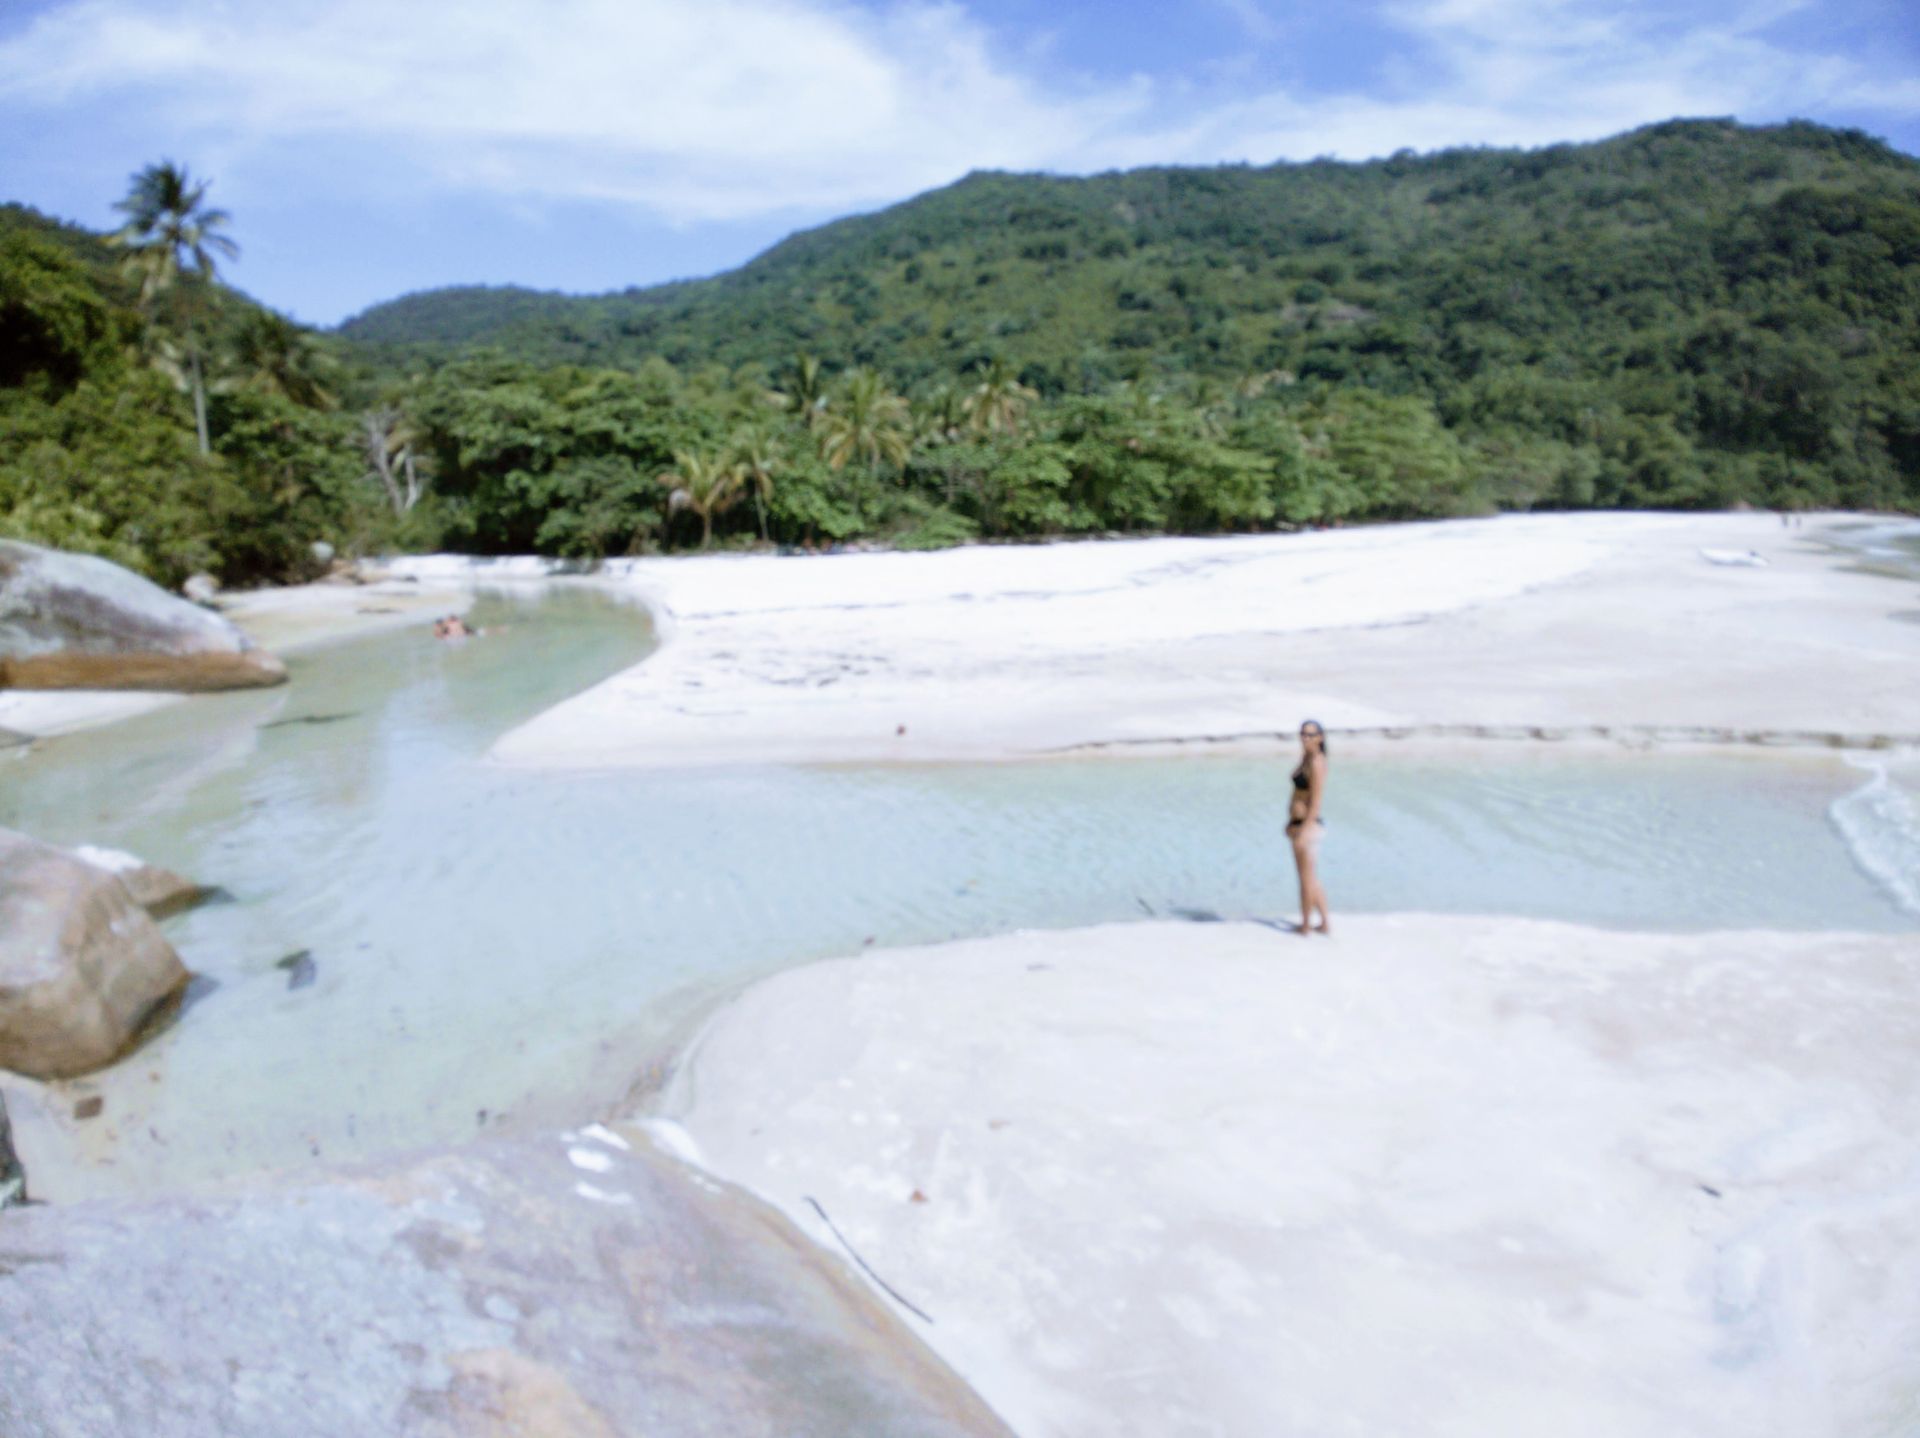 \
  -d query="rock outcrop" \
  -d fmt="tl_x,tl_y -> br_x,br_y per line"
0,1088 -> 23,1207
0,540 -> 285,691
0,828 -> 189,1080
72,845 -> 211,921
0,1126 -> 1011,1438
